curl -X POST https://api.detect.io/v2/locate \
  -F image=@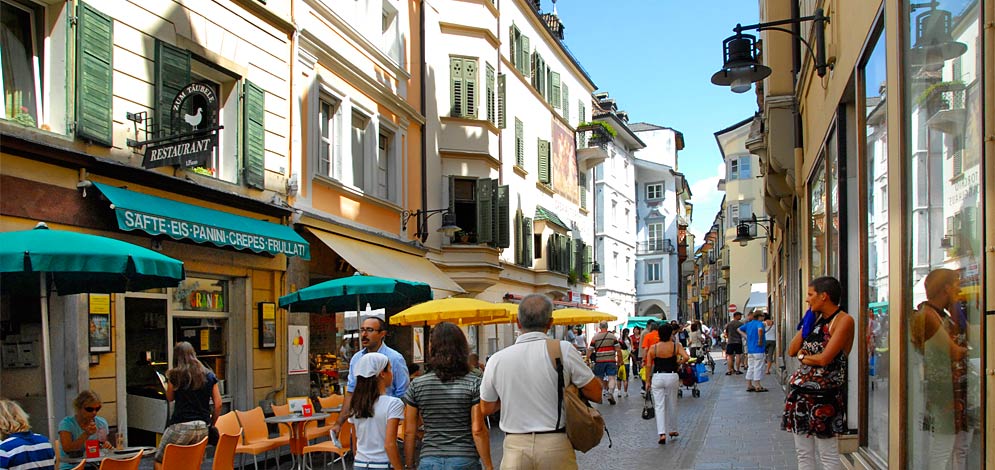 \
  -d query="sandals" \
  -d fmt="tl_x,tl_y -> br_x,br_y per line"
669,432 -> 680,437
755,387 -> 770,392
746,388 -> 757,392
658,436 -> 667,445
